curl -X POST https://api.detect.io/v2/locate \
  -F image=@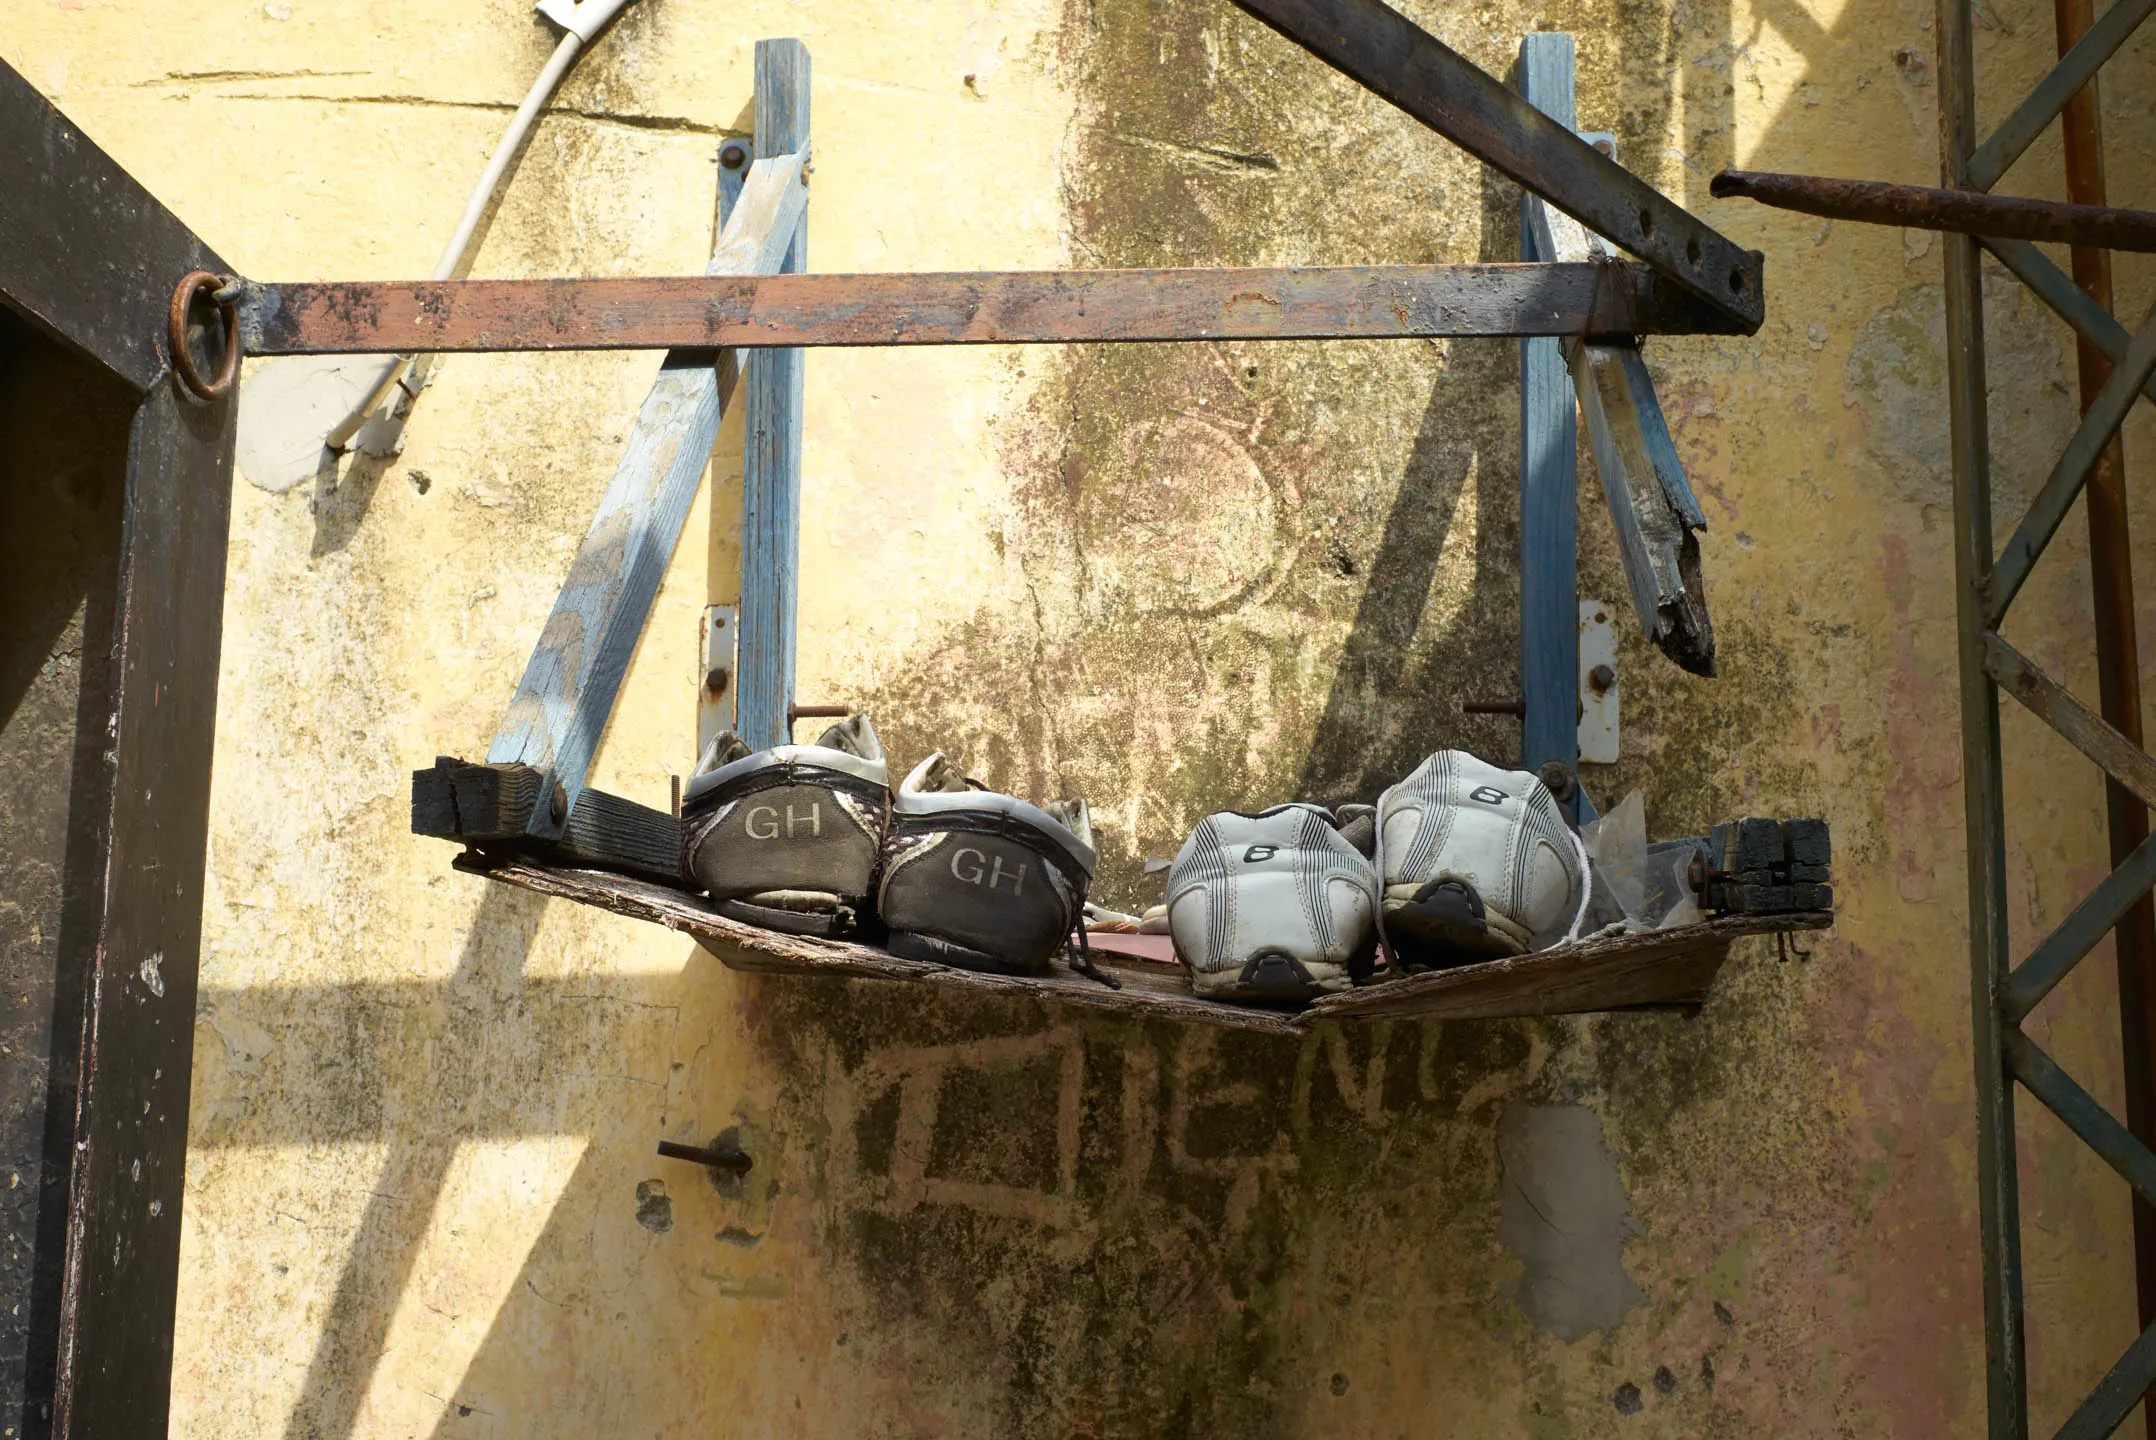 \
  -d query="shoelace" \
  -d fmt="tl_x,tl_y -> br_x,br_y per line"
1064,922 -> 1122,989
